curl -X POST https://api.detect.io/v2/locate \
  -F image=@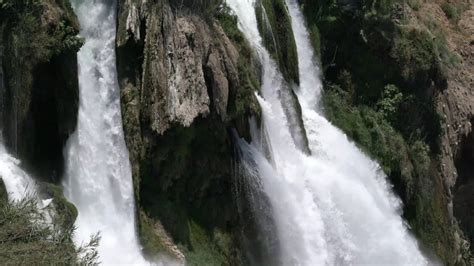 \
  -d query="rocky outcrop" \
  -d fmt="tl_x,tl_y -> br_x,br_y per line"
435,1 -> 474,259
255,0 -> 311,154
256,0 -> 299,84
117,1 -> 245,134
0,0 -> 82,181
116,0 -> 261,264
